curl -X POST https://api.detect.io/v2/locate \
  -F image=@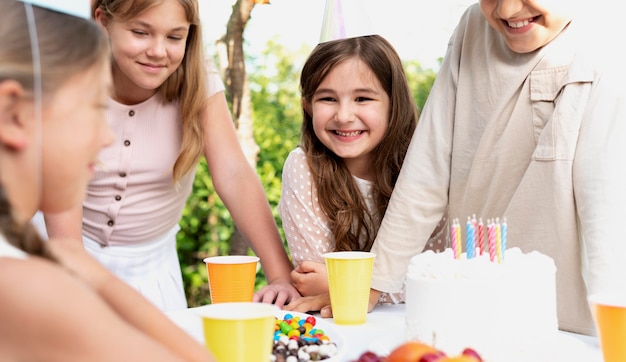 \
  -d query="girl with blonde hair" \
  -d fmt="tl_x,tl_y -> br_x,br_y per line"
35,0 -> 300,311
